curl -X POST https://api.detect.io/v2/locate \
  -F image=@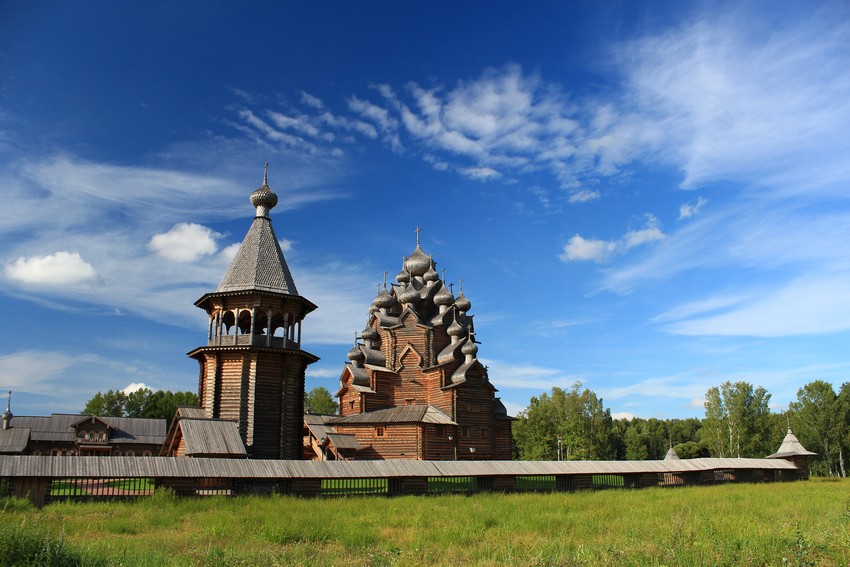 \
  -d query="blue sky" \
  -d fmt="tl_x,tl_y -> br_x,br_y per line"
2,1 -> 849,420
